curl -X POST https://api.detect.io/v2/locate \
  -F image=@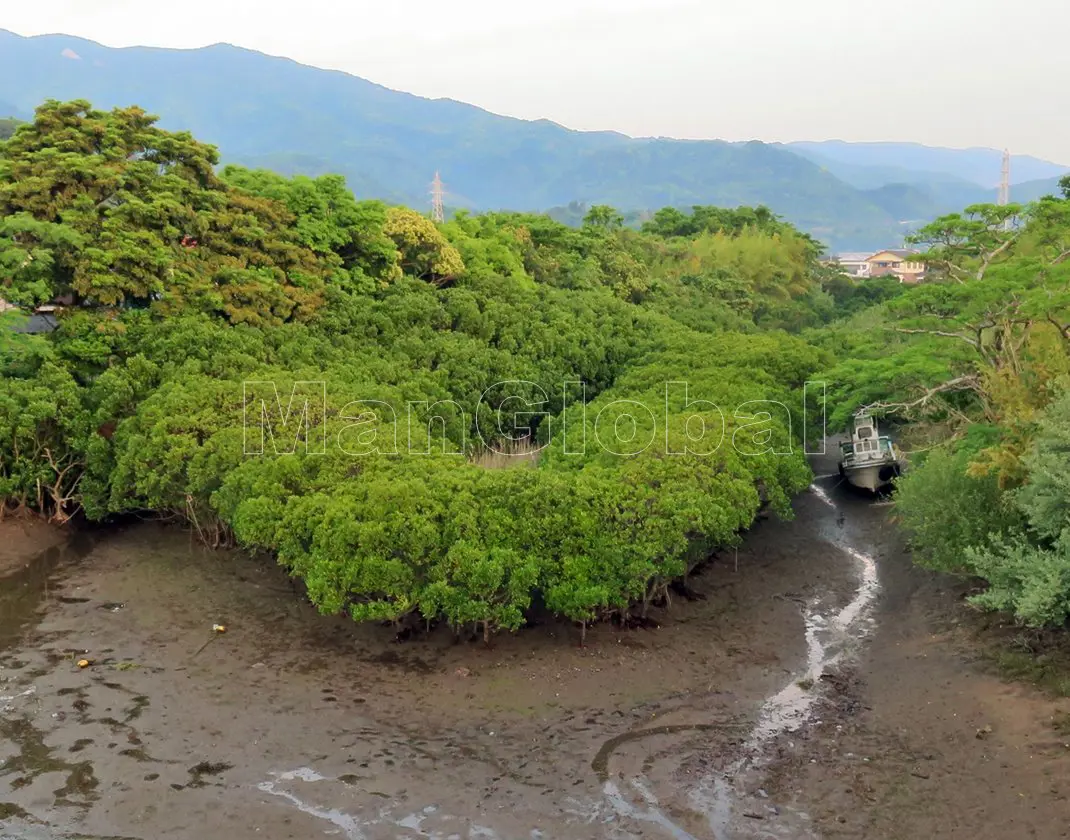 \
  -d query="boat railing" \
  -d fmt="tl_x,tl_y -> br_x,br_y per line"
841,436 -> 895,468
